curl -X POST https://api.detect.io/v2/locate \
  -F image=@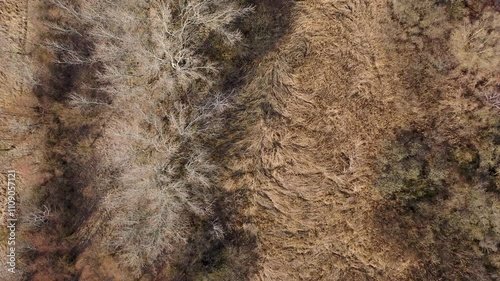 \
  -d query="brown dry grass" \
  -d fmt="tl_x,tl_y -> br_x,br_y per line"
0,0 -> 49,280
221,0 -> 500,280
